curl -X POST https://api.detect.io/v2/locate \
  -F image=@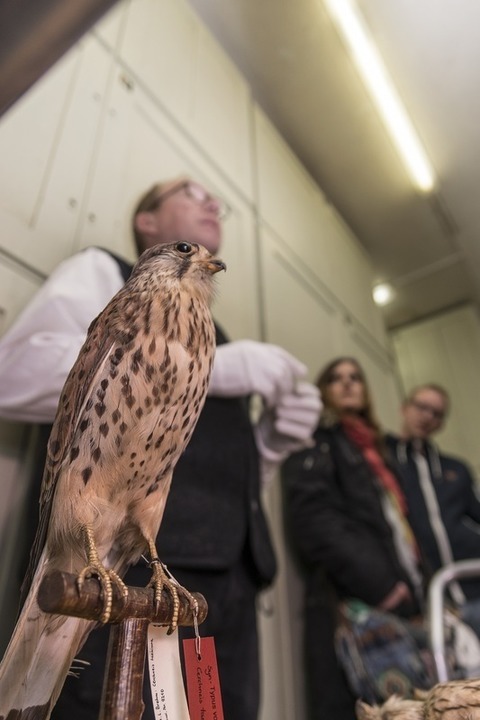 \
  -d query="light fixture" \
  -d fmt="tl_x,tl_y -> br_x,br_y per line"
323,0 -> 435,192
373,282 -> 395,306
